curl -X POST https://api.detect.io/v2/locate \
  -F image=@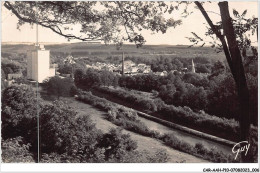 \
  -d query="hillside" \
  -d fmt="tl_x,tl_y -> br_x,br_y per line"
1,42 -> 226,60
